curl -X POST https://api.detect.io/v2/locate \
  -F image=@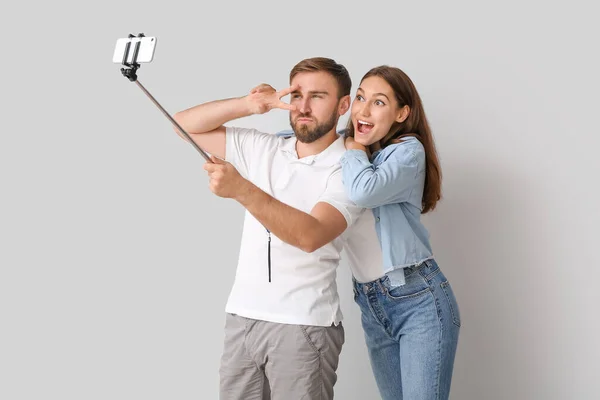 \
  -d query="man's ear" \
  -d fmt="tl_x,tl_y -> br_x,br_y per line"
396,105 -> 410,123
338,95 -> 351,116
